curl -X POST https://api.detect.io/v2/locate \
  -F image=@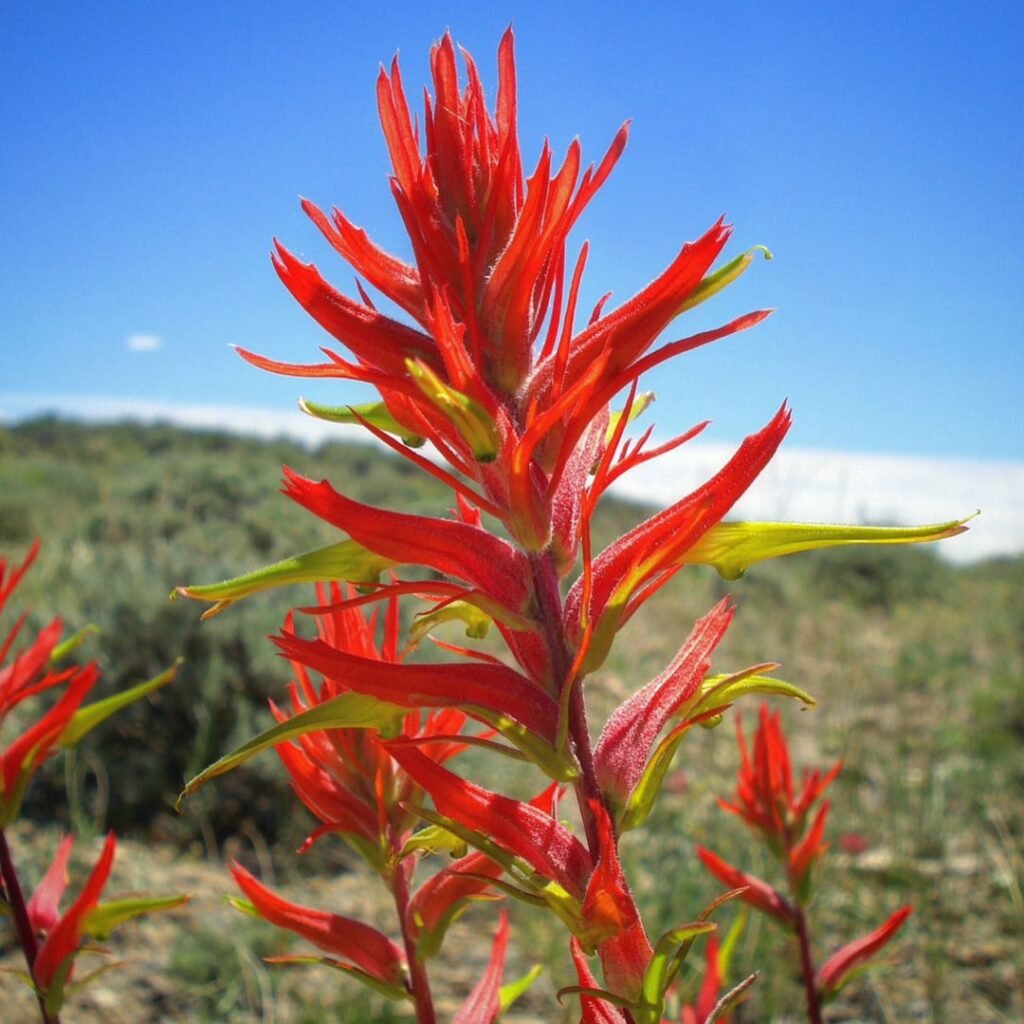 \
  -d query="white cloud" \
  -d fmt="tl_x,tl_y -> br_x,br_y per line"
126,333 -> 162,352
1,393 -> 1021,565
